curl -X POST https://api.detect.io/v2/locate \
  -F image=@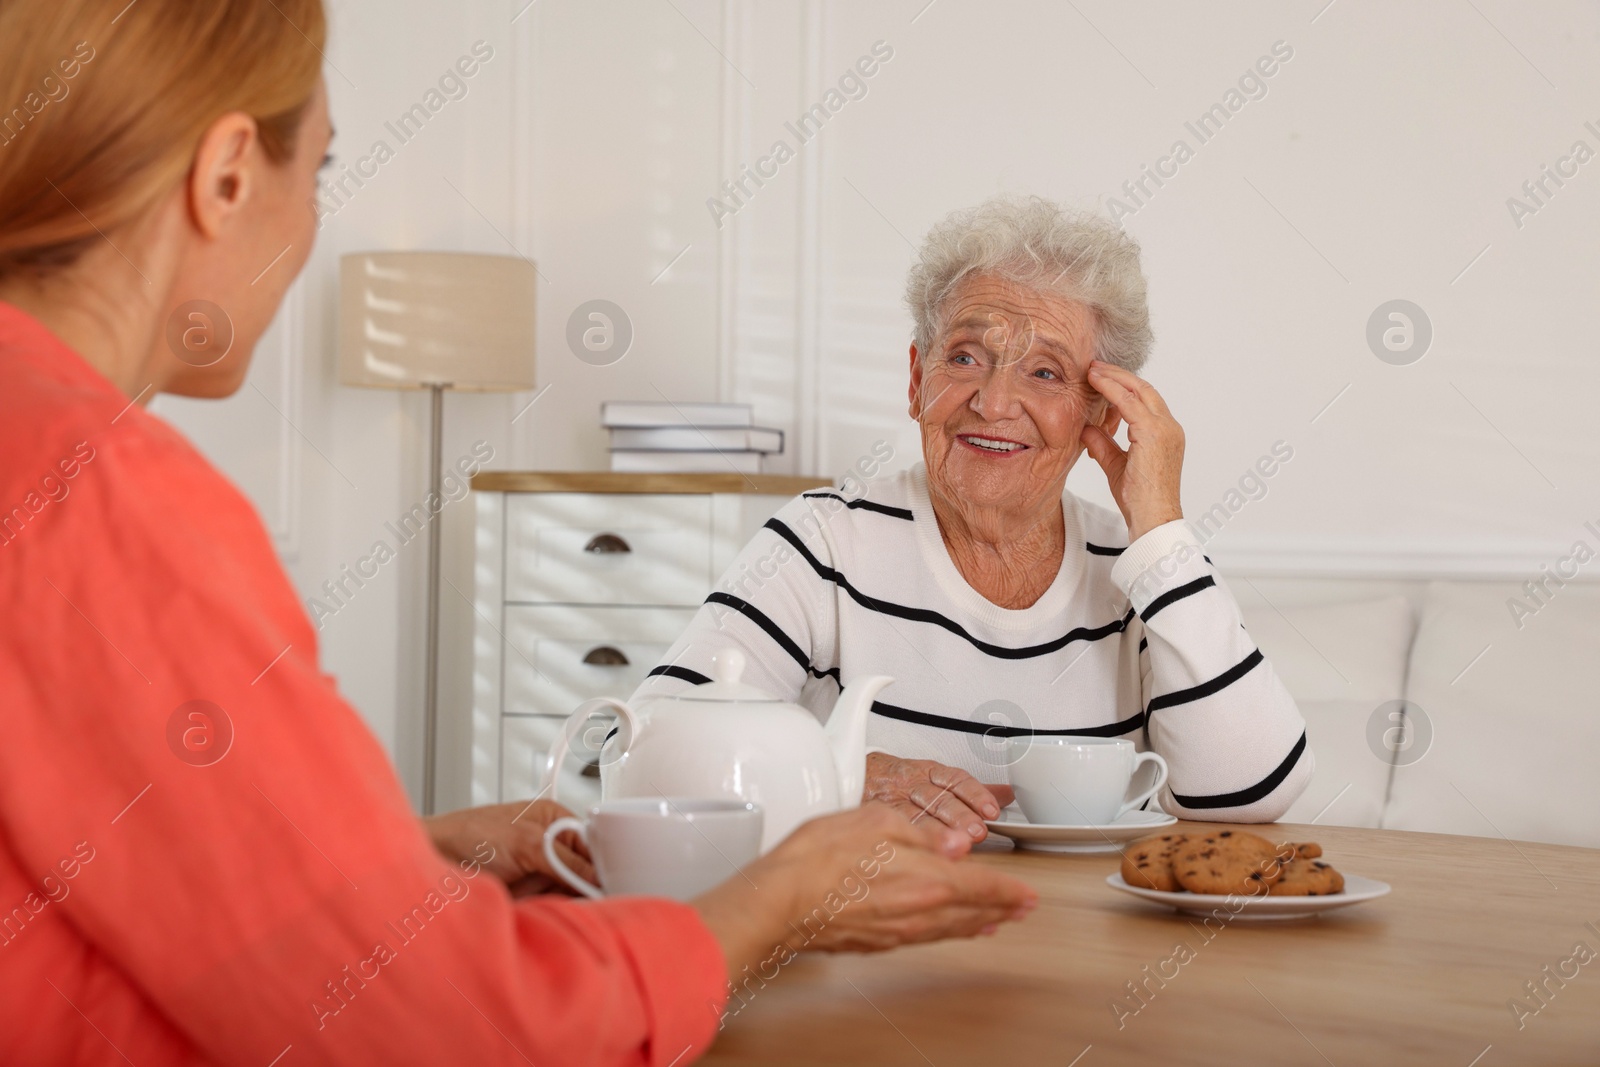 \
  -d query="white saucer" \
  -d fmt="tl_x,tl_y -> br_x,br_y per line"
1105,872 -> 1392,920
983,809 -> 1177,853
